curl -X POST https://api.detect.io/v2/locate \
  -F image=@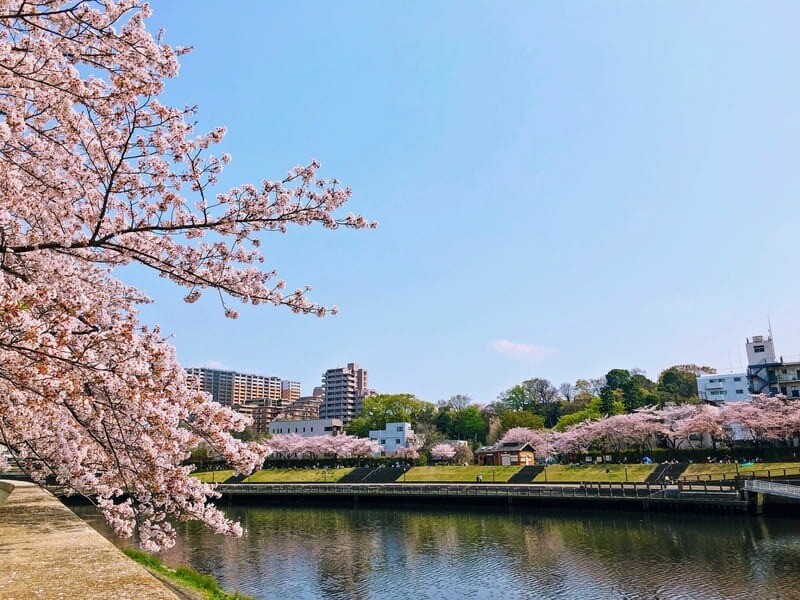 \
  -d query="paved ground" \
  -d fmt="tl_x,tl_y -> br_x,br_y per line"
0,480 -> 180,600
